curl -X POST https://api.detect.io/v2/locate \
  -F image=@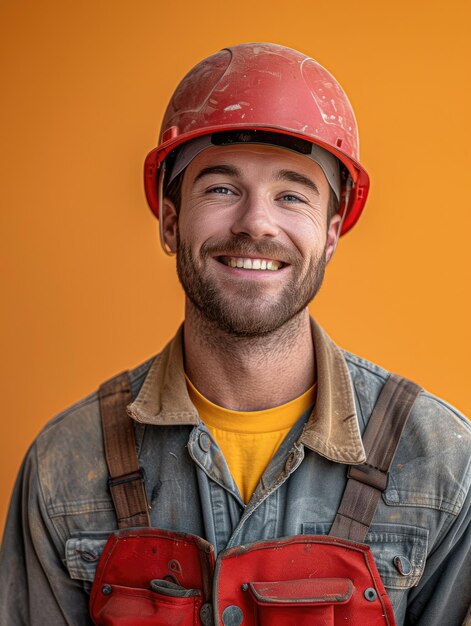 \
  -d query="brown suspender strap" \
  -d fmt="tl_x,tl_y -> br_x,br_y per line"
99,372 -> 151,529
329,373 -> 422,543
